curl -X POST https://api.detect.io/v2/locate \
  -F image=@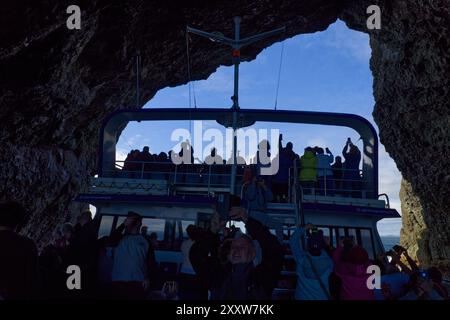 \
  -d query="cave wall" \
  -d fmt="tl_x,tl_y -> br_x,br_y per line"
1,0 -> 449,270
